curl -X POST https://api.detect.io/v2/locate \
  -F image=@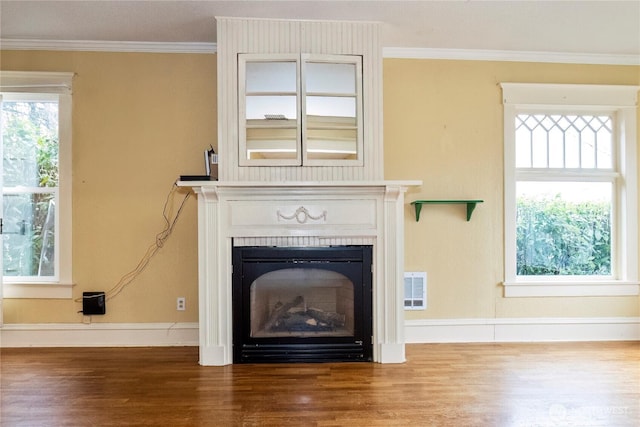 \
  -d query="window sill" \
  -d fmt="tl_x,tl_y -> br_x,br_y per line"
3,282 -> 74,299
502,281 -> 640,297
